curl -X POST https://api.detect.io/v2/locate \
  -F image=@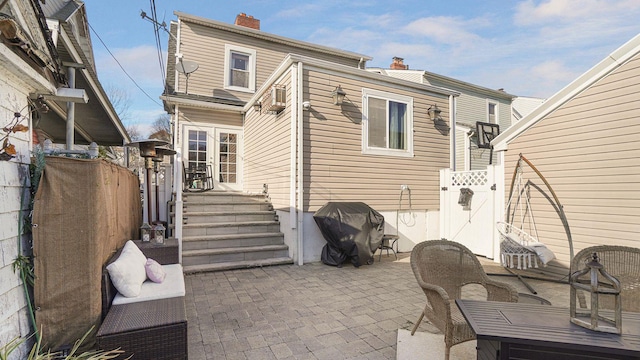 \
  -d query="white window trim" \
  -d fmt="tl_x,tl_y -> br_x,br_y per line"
487,100 -> 498,124
223,44 -> 256,93
362,88 -> 414,158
